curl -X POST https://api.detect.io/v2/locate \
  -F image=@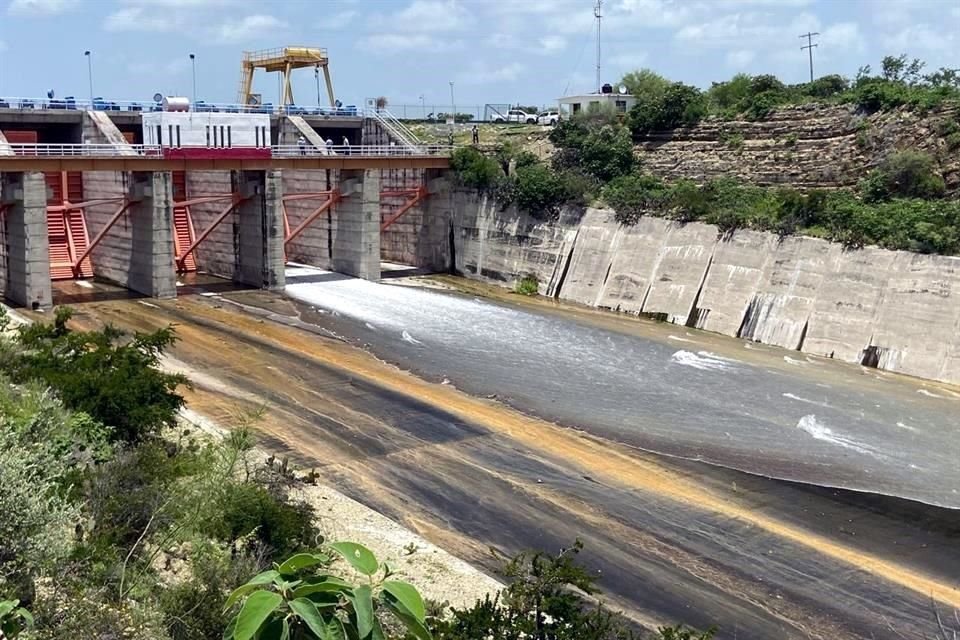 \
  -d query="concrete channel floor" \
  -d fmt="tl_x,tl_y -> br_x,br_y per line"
33,273 -> 960,640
